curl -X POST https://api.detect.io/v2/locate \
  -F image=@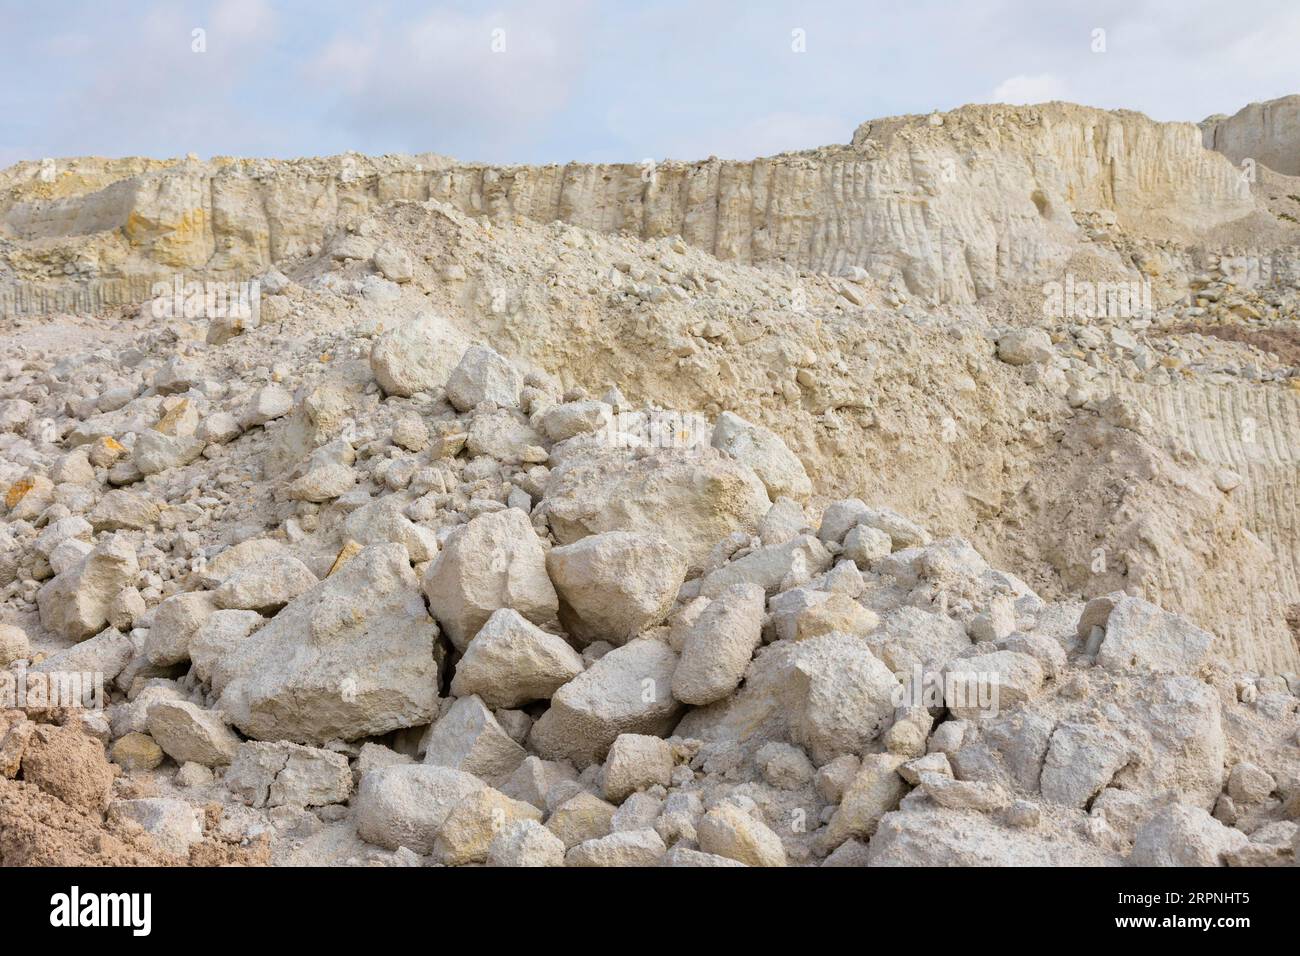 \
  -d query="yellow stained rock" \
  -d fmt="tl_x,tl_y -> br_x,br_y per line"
328,539 -> 364,576
5,477 -> 35,509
